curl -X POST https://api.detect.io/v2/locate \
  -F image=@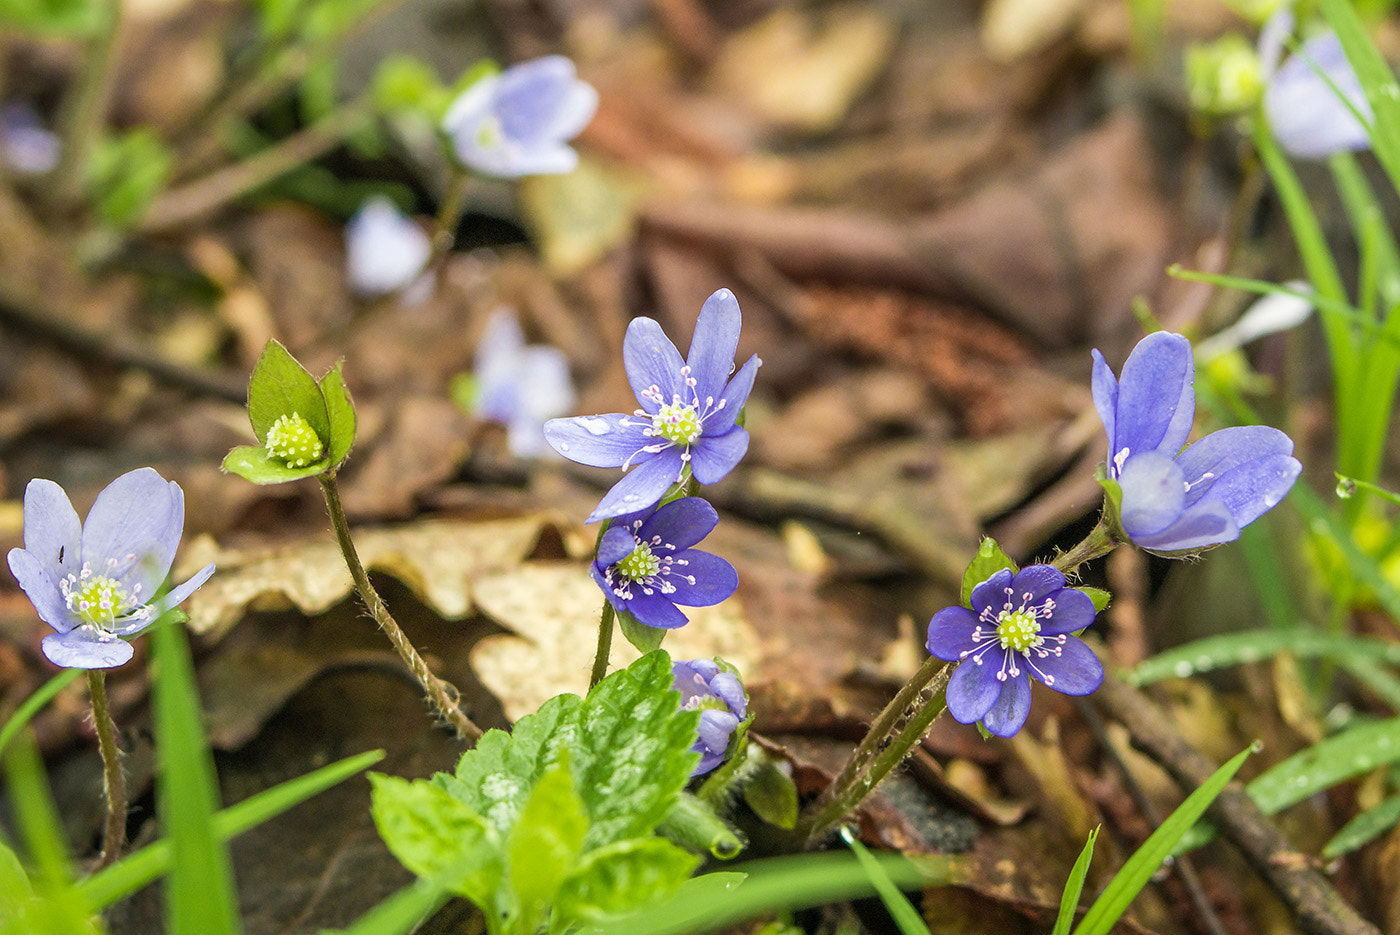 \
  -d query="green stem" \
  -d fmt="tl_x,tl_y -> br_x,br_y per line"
139,101 -> 374,233
318,474 -> 482,742
1052,512 -> 1122,577
427,170 -> 471,265
589,602 -> 616,690
86,670 -> 126,869
800,653 -> 952,843
50,0 -> 122,211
